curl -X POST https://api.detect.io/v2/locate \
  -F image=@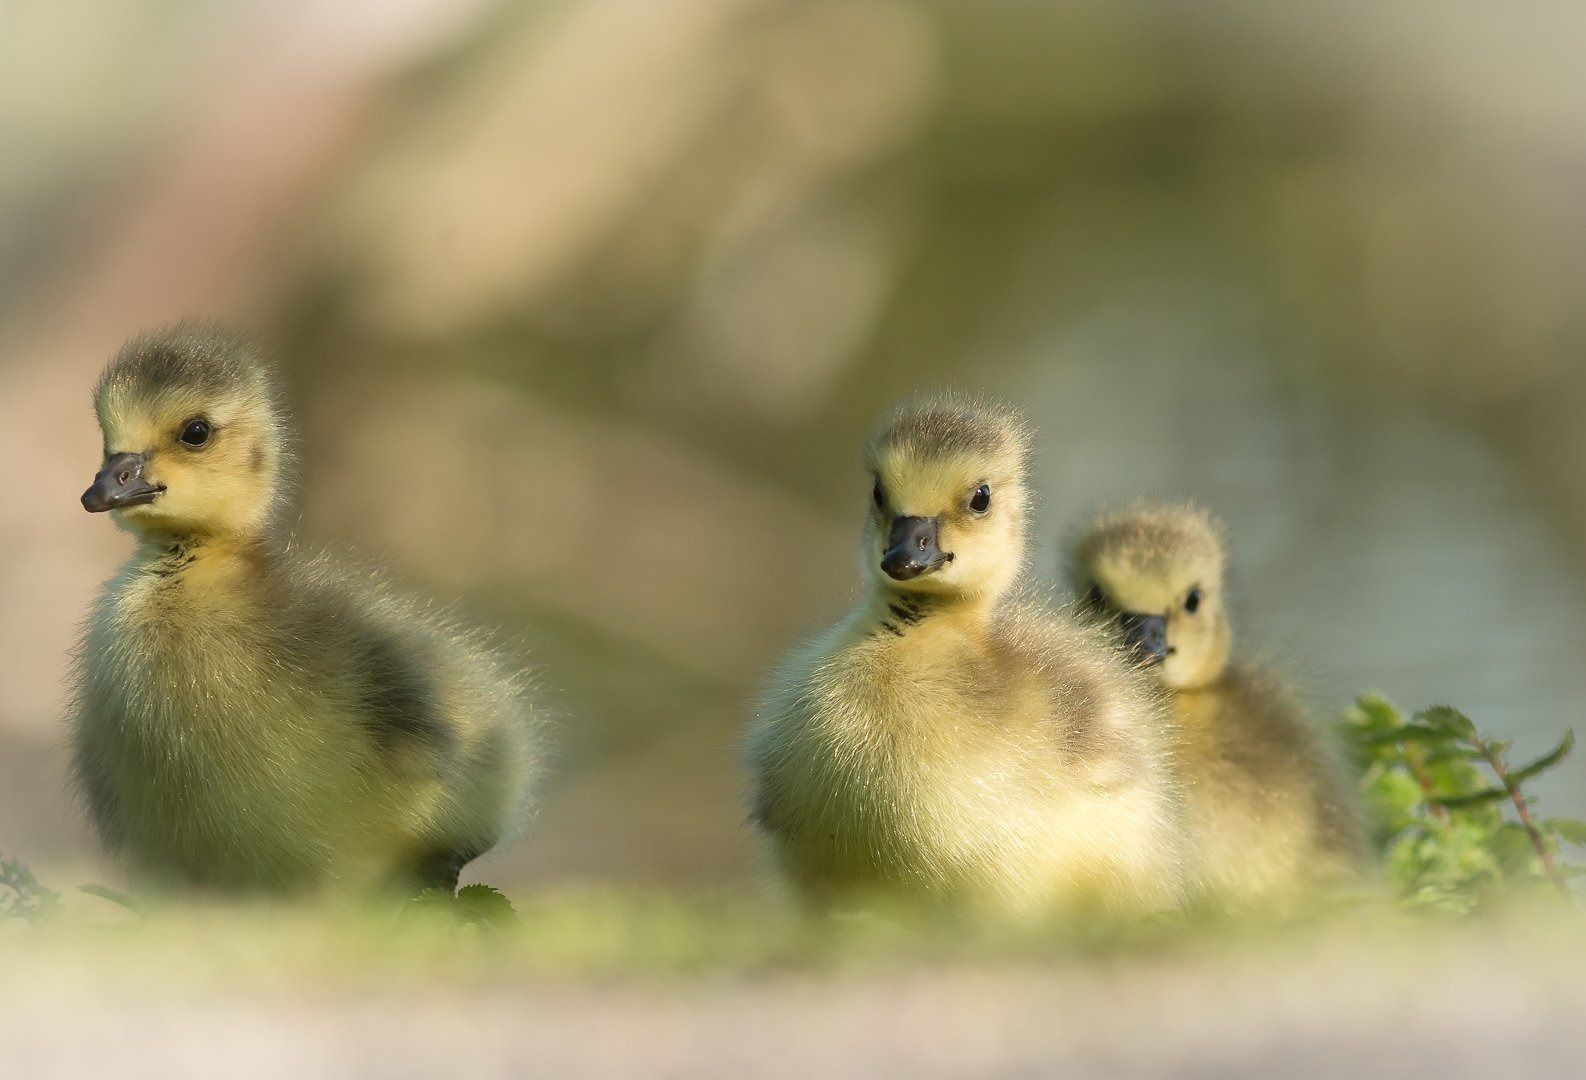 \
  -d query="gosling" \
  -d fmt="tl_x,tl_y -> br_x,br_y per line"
70,323 -> 544,900
746,400 -> 1189,920
1068,502 -> 1363,911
